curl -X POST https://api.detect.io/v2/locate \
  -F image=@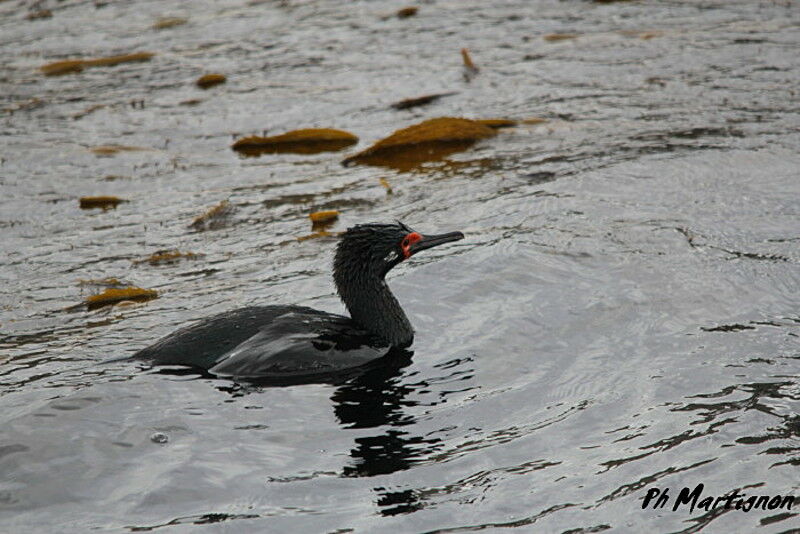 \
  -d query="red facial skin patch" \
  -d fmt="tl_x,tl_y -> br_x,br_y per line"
401,232 -> 423,259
